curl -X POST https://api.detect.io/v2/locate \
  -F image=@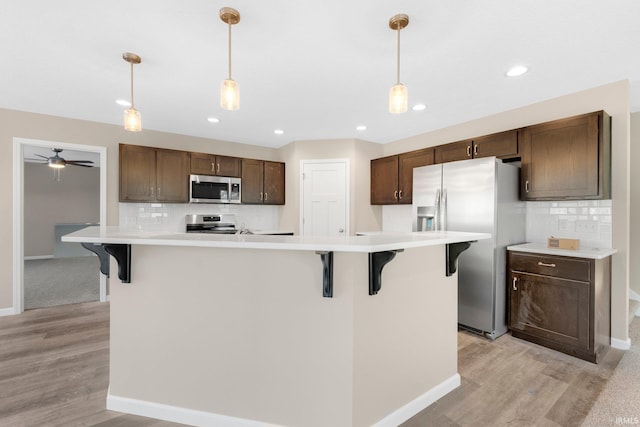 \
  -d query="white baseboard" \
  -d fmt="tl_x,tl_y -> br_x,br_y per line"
373,374 -> 461,427
107,374 -> 461,427
107,392 -> 283,427
611,337 -> 632,350
0,307 -> 16,317
24,255 -> 54,261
